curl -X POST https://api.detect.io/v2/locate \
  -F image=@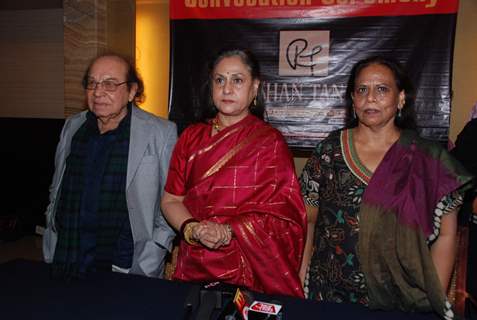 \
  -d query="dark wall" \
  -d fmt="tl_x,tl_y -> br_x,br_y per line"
0,118 -> 64,238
